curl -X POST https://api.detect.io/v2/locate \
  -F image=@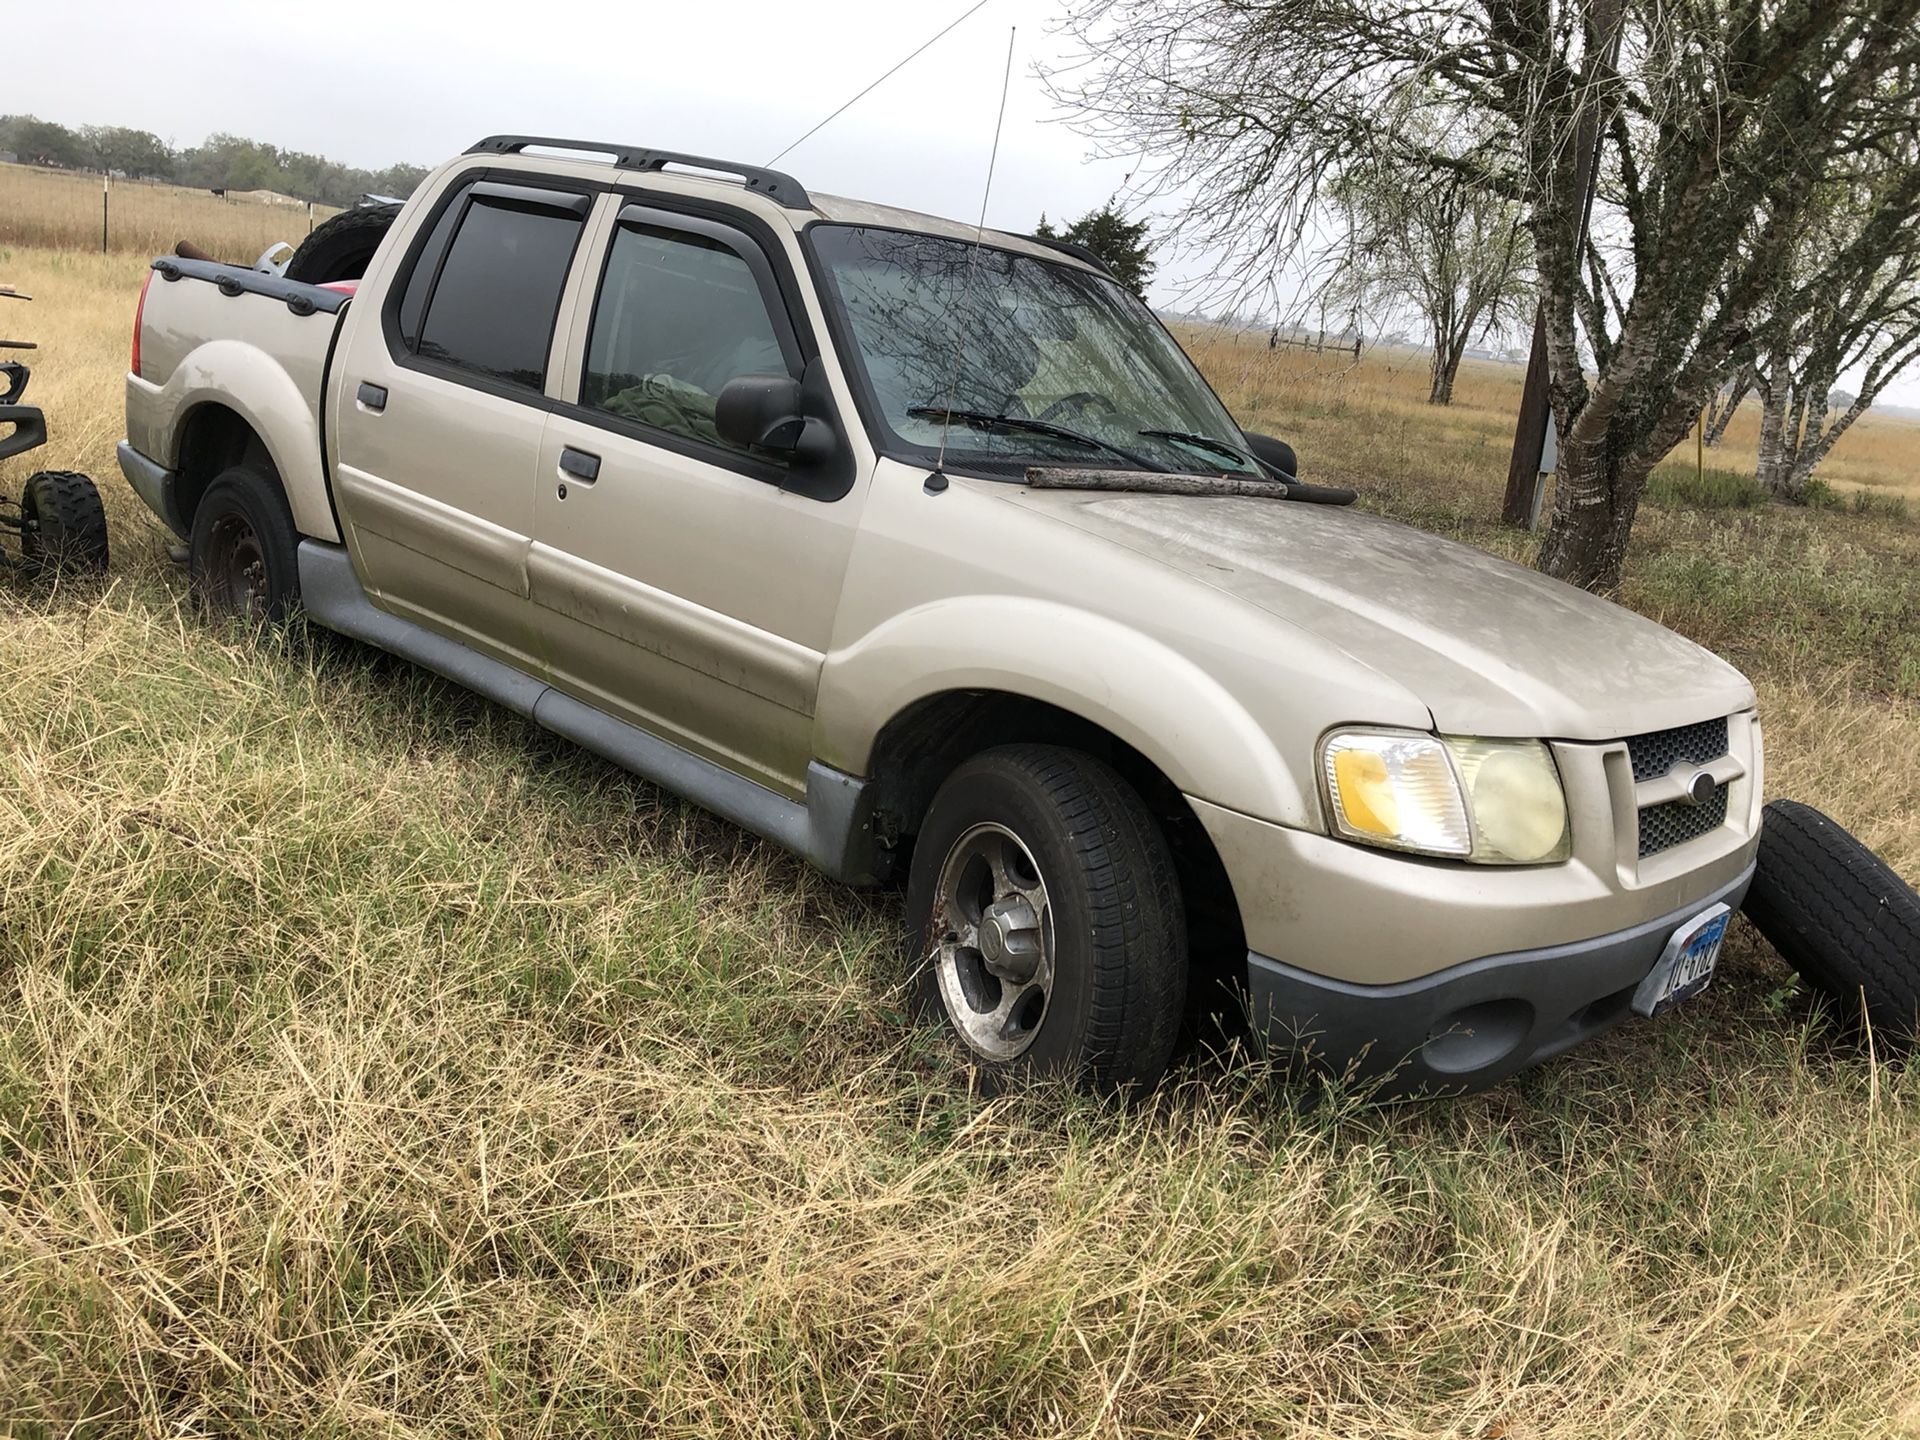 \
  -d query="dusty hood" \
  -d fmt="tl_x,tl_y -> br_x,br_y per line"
1013,489 -> 1754,741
